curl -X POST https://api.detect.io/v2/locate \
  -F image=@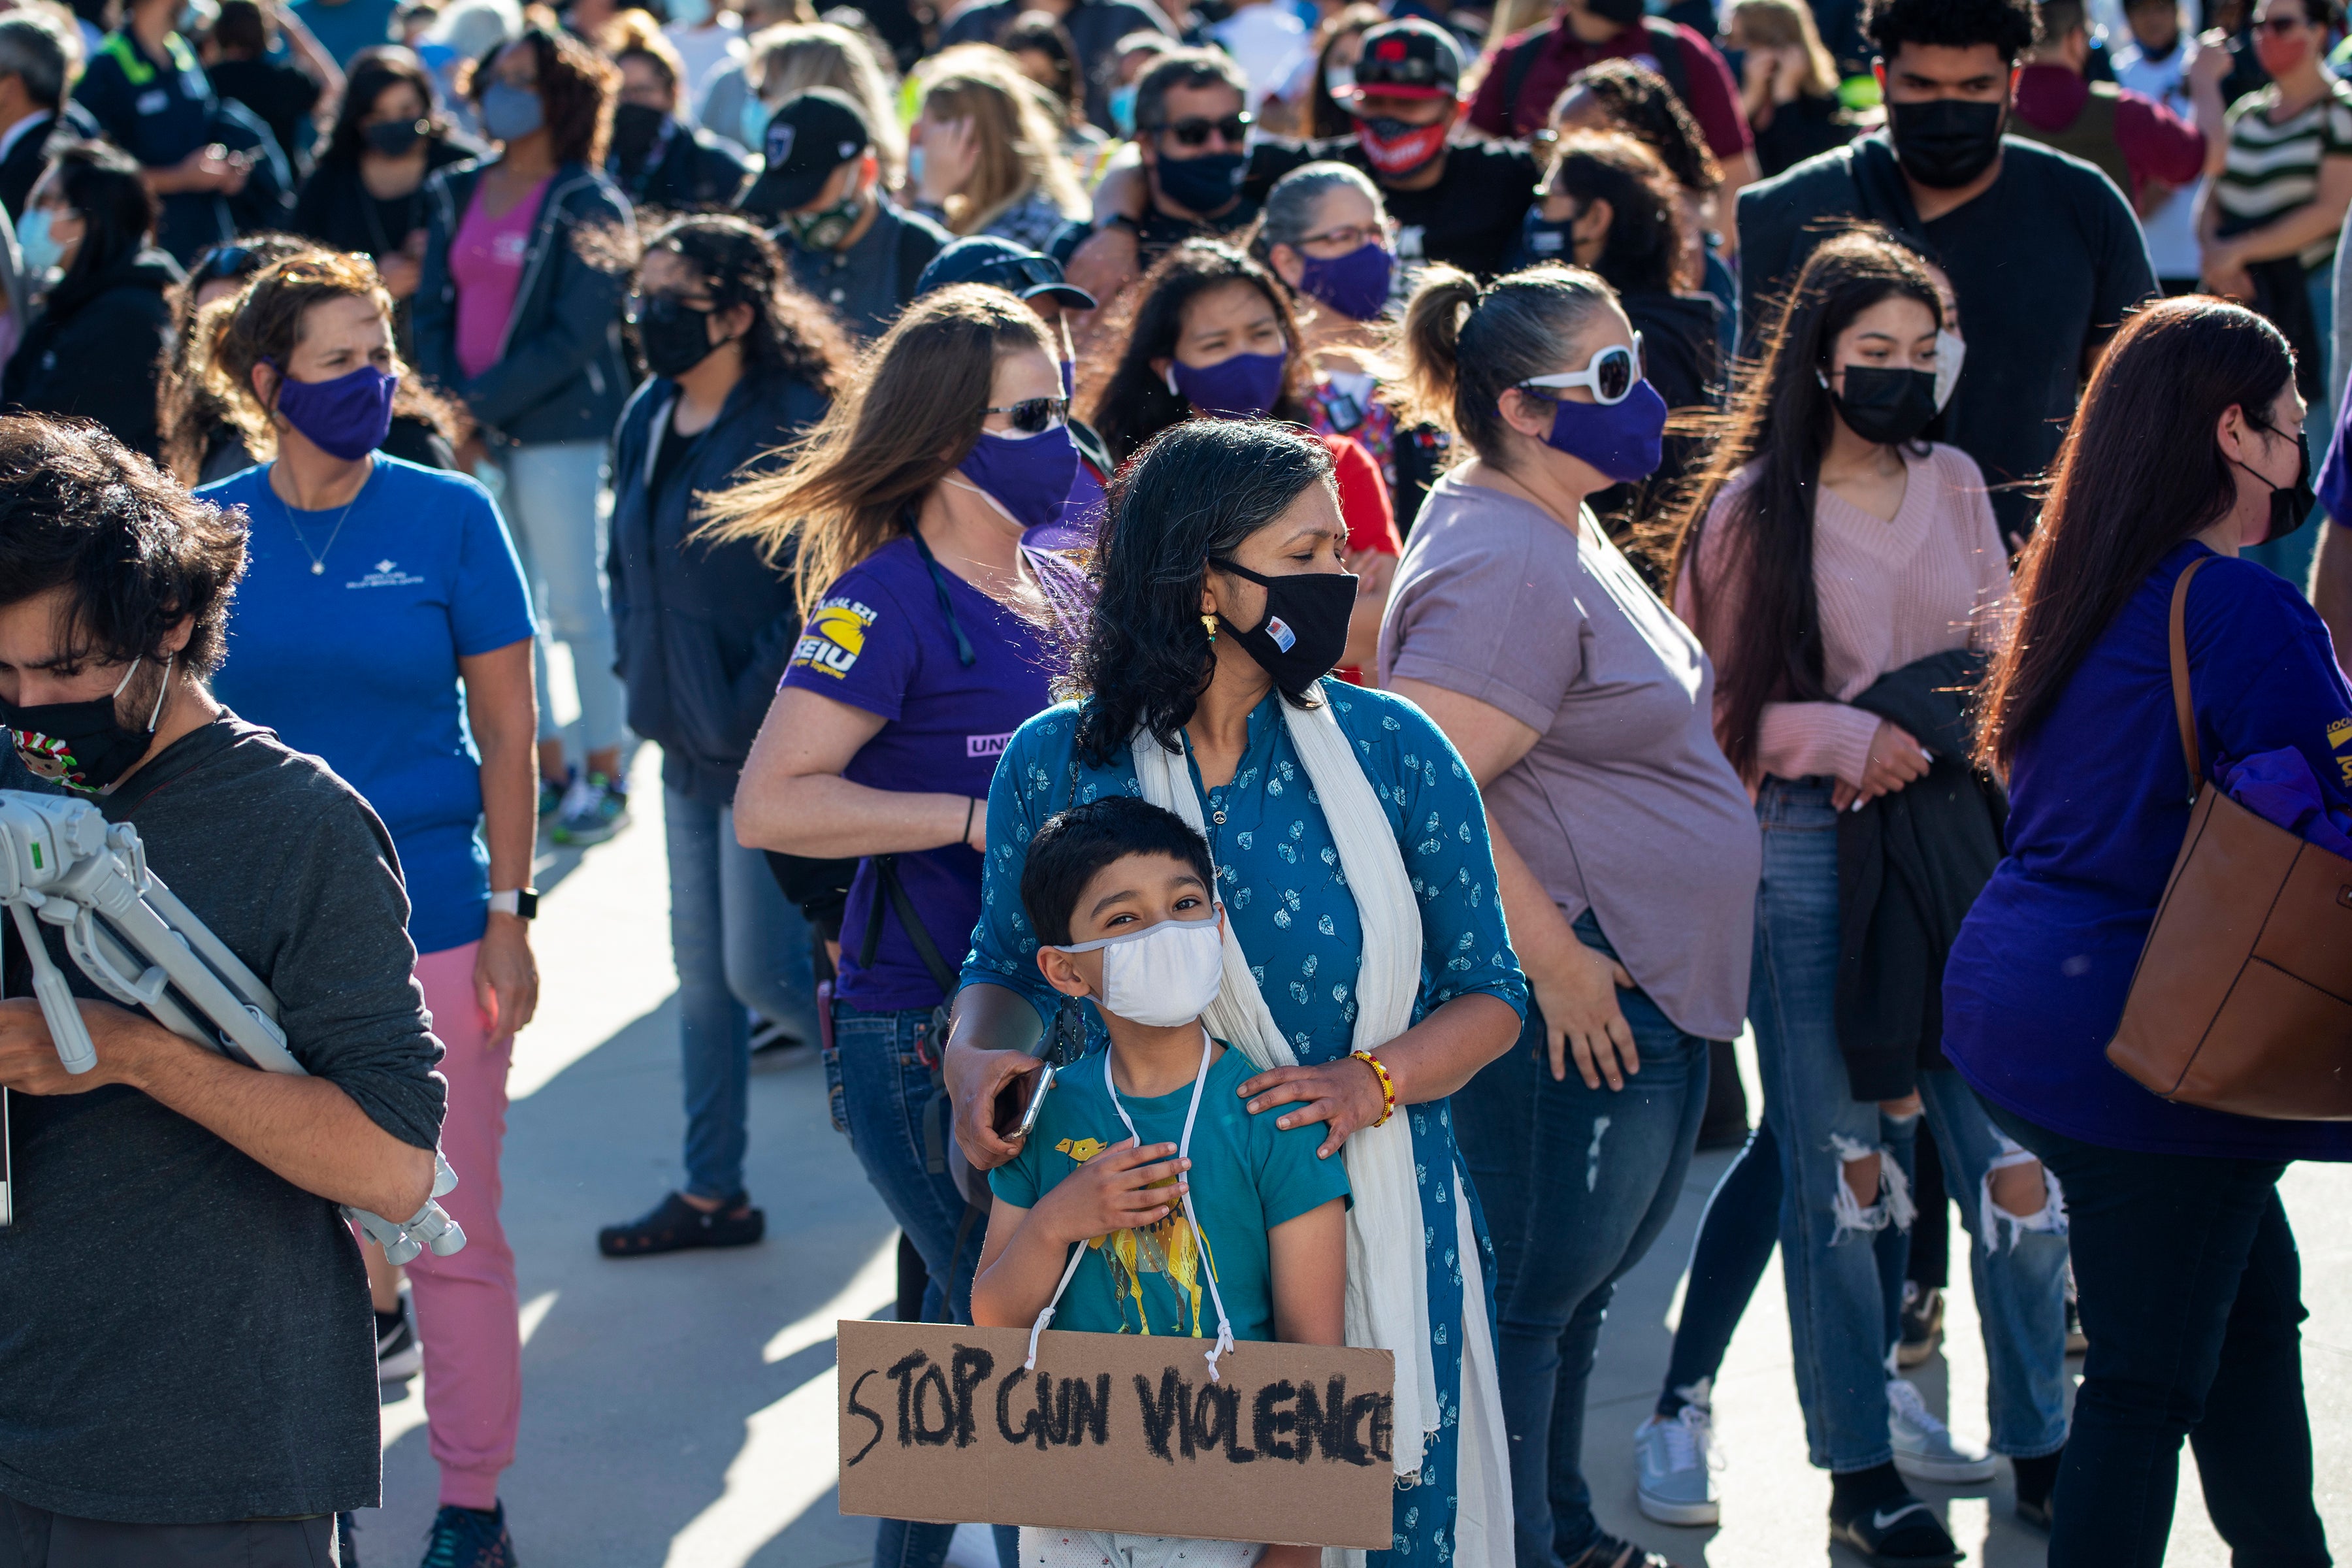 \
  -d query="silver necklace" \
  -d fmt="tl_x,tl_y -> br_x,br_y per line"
275,465 -> 363,575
